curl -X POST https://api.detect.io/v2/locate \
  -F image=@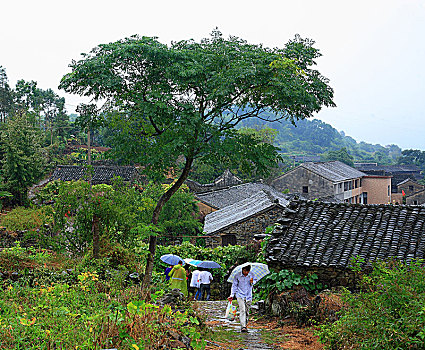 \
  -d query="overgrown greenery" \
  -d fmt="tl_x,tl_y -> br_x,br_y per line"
317,259 -> 425,349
